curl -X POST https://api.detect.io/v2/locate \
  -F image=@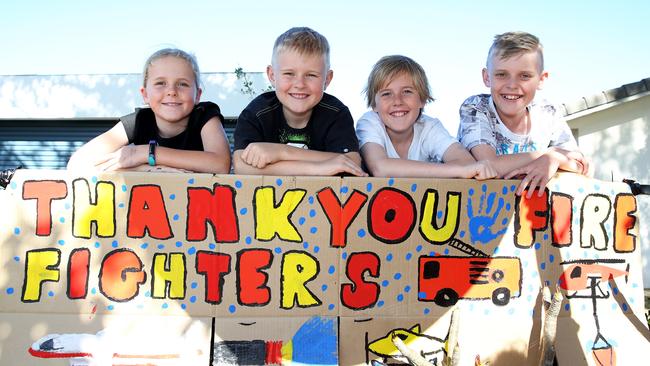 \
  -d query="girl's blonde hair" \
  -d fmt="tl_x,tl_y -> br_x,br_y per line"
142,48 -> 201,90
